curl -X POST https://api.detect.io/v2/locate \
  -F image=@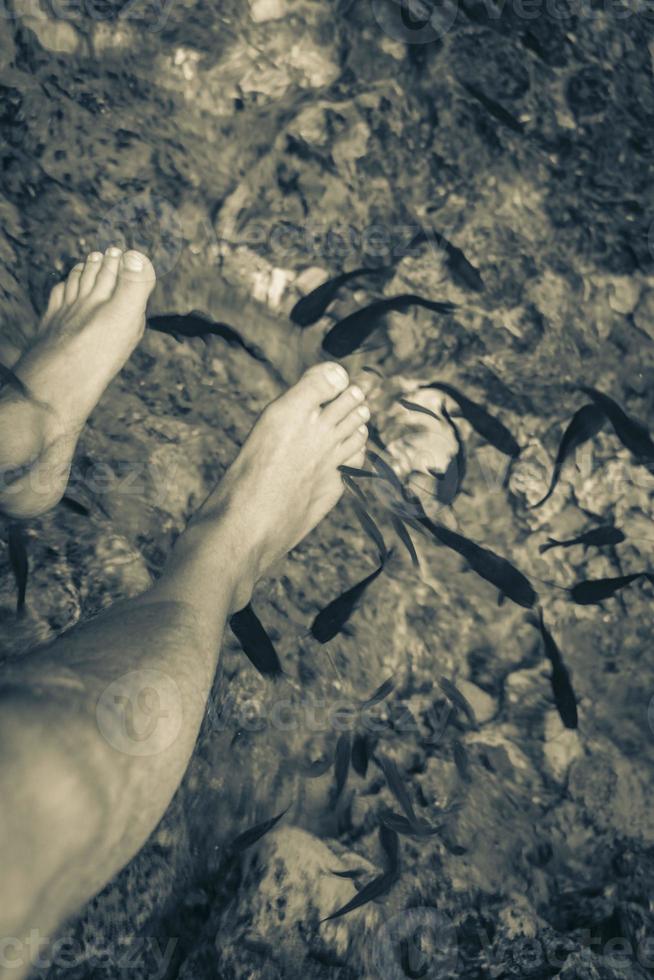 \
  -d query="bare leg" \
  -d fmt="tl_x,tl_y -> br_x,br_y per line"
0,360 -> 370,980
0,247 -> 155,519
